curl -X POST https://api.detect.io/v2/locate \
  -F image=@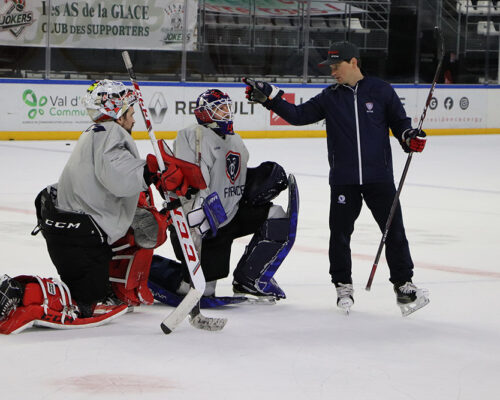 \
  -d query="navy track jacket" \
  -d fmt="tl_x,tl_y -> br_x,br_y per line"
267,77 -> 411,185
